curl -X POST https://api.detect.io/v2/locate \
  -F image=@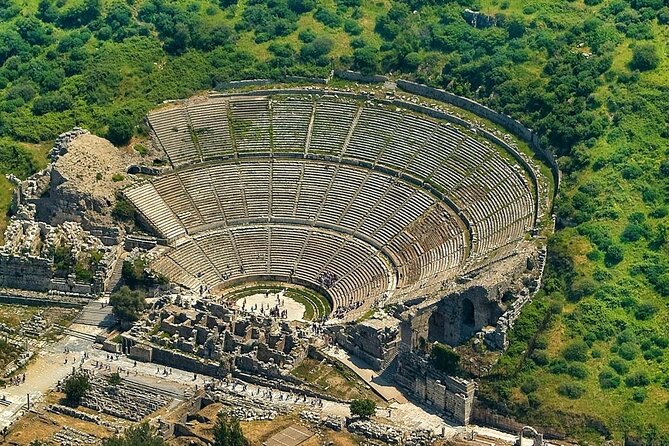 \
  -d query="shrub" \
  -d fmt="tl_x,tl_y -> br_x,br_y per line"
604,245 -> 624,267
212,411 -> 249,446
63,371 -> 91,405
109,286 -> 146,323
635,302 -> 658,320
630,43 -> 659,71
521,377 -> 539,394
102,422 -> 167,446
557,382 -> 585,399
314,7 -> 341,27
430,343 -> 459,374
134,144 -> 149,156
625,371 -> 650,387
549,358 -> 569,374
111,173 -> 124,182
609,357 -> 630,375
632,388 -> 647,402
350,399 -> 376,419
563,340 -> 589,362
599,368 -> 621,389
567,363 -> 588,380
108,372 -> 122,386
107,111 -> 135,146
344,19 -> 362,35
618,342 -> 638,361
112,198 -> 135,221
527,392 -> 541,408
531,349 -> 550,366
